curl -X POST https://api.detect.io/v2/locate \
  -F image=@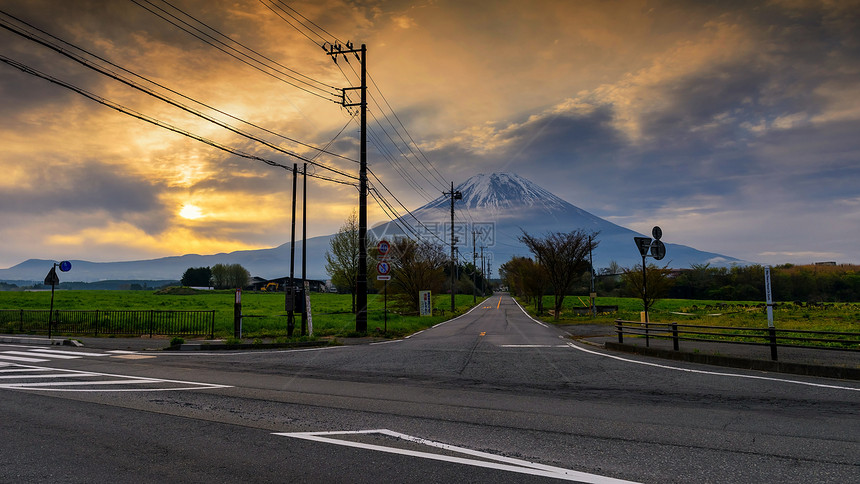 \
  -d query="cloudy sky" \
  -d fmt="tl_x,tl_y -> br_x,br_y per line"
1,0 -> 858,270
